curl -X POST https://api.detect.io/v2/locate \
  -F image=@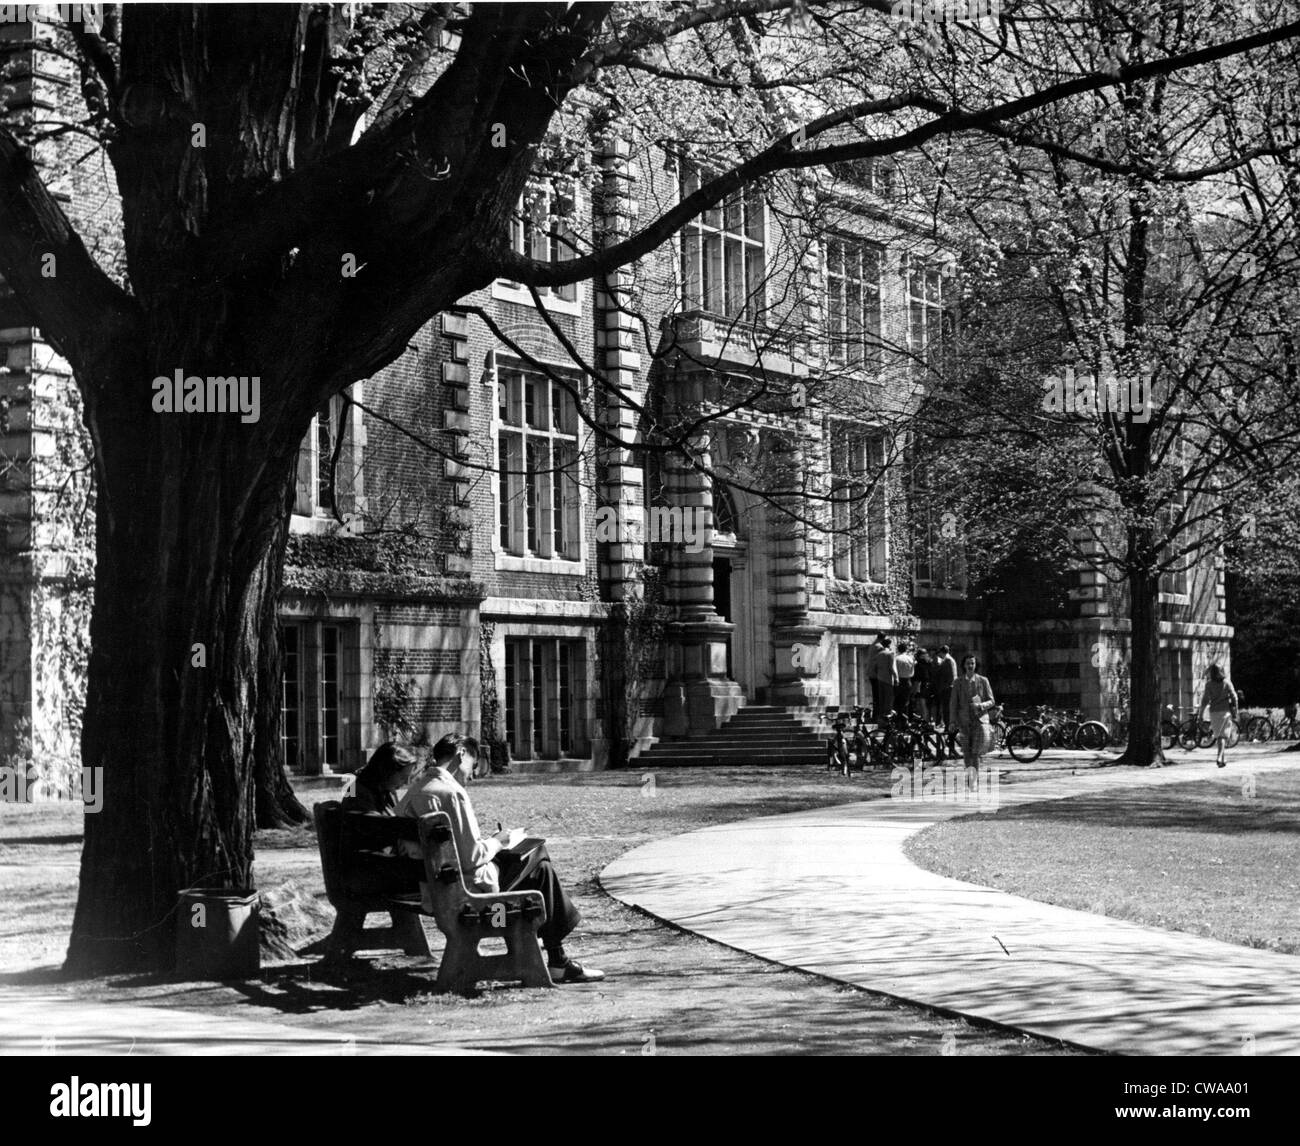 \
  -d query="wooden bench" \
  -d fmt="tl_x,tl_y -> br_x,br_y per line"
313,800 -> 554,993
313,800 -> 432,961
